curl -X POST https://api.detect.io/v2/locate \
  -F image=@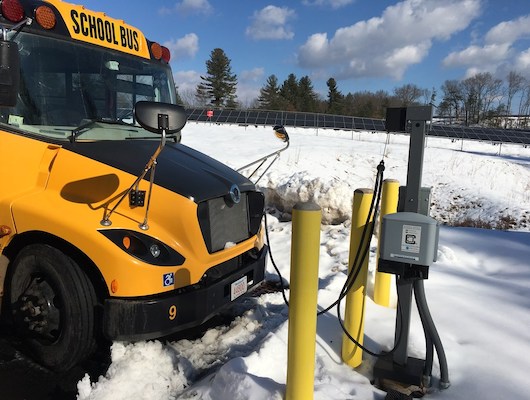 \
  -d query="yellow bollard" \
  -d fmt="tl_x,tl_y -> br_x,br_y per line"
341,188 -> 374,368
374,179 -> 400,307
285,202 -> 322,400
